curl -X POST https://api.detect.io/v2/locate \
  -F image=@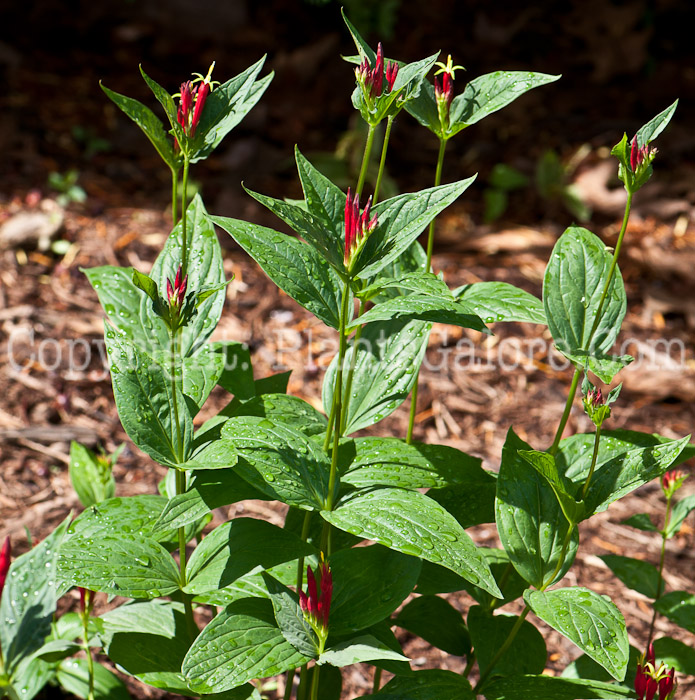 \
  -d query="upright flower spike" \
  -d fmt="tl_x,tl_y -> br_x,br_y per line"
176,62 -> 216,140
167,265 -> 188,310
299,556 -> 332,653
355,42 -> 399,101
433,54 -> 464,129
0,536 -> 11,600
662,469 -> 688,498
635,645 -> 677,700
630,135 -> 655,173
344,187 -> 377,269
